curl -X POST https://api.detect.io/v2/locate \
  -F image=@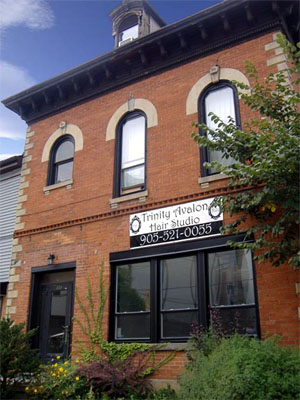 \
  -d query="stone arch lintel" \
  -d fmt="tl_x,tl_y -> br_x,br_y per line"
106,98 -> 158,141
186,68 -> 250,116
41,123 -> 83,162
